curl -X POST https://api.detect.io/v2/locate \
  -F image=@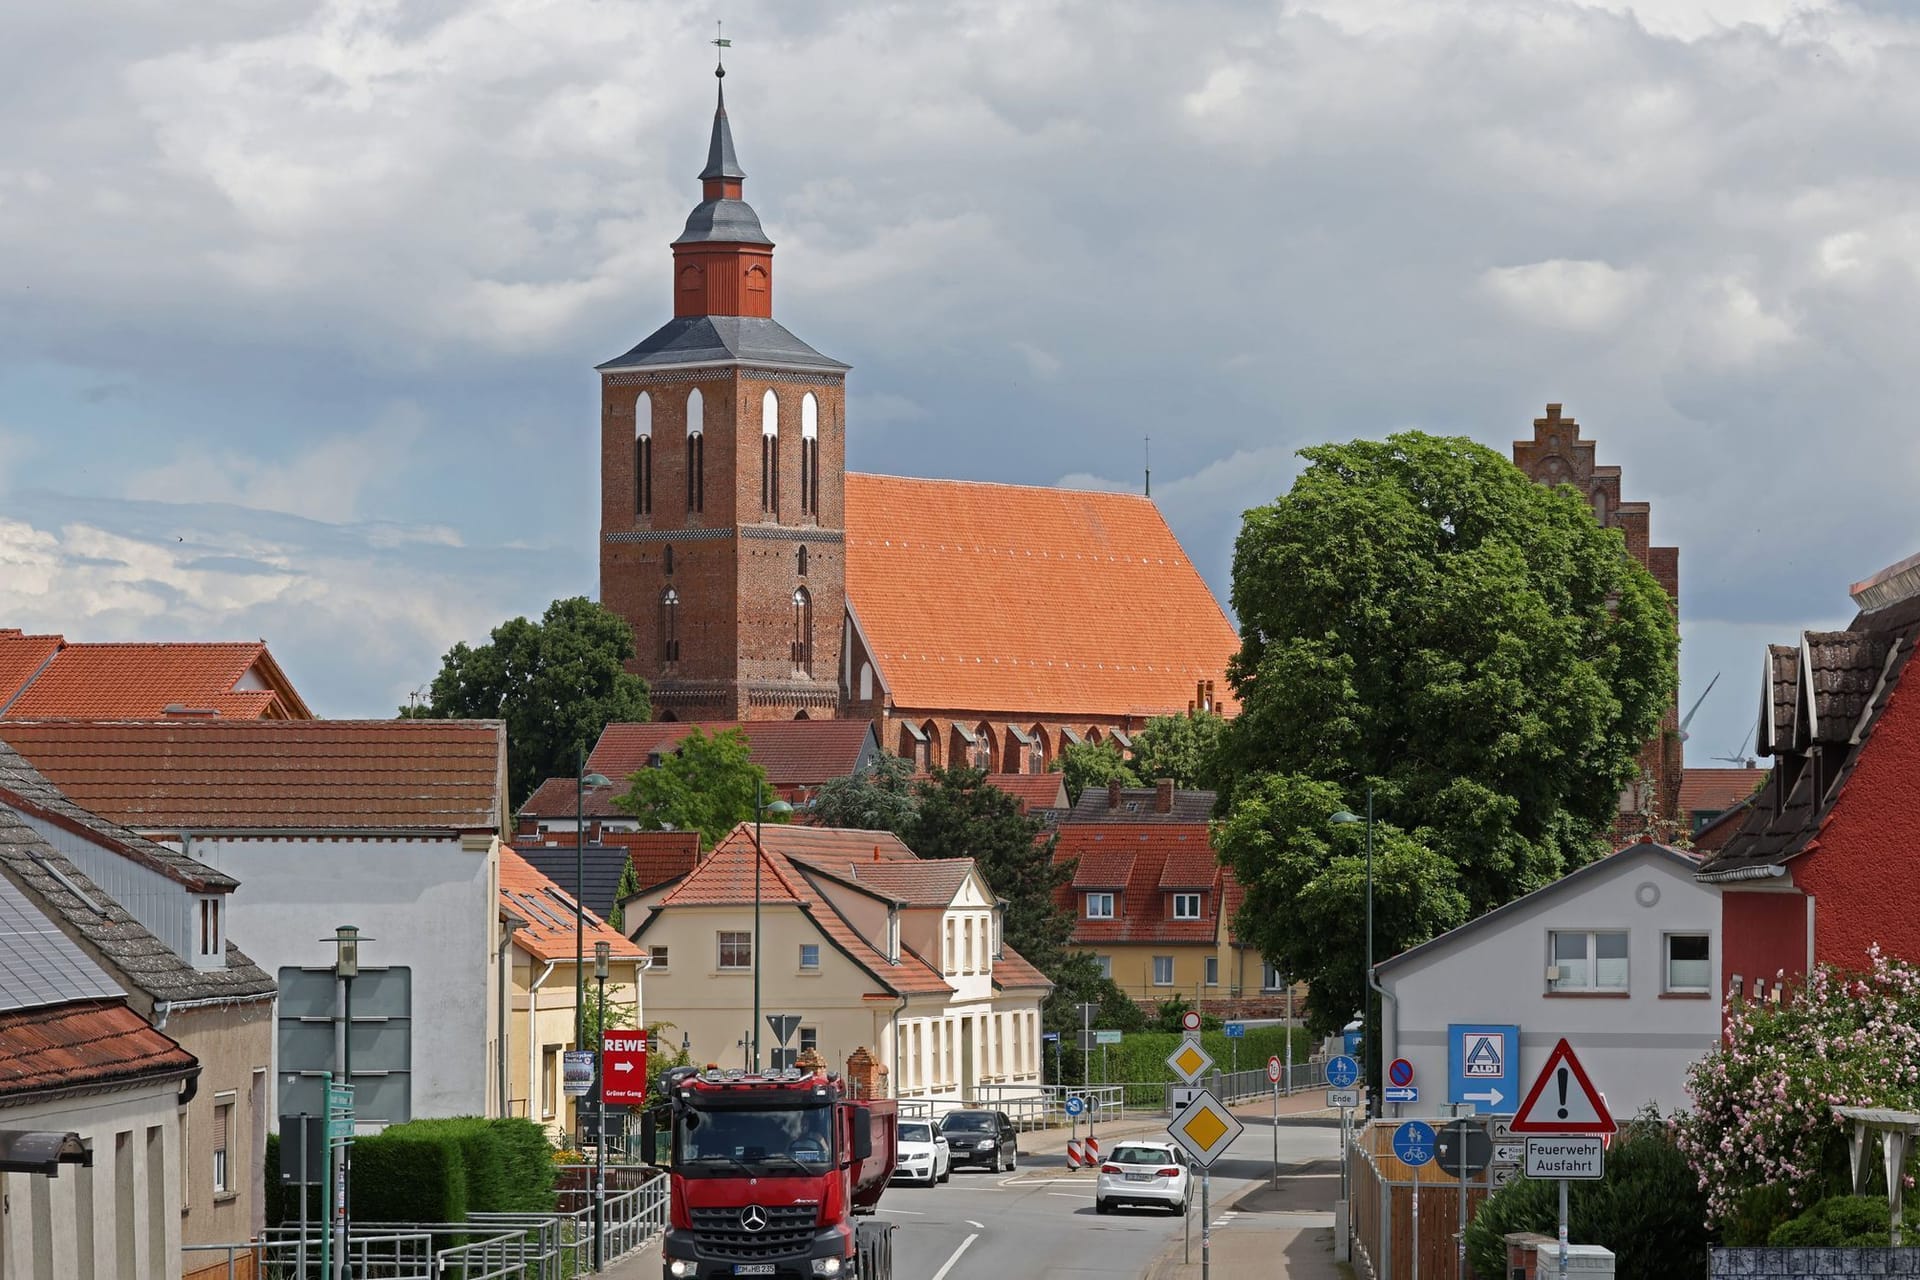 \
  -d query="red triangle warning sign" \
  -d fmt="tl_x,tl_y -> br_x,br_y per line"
1510,1038 -> 1616,1135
